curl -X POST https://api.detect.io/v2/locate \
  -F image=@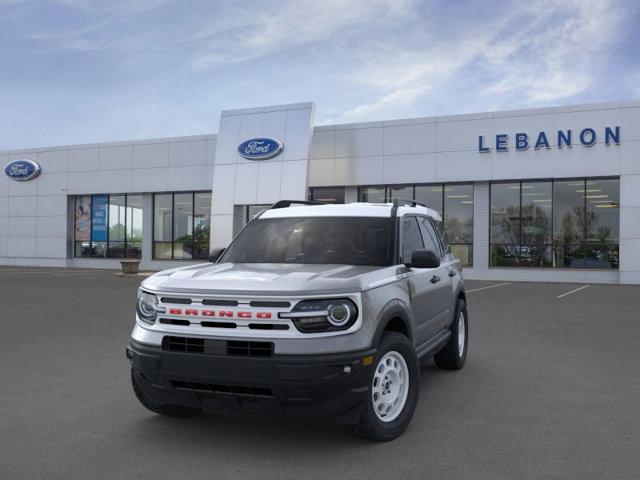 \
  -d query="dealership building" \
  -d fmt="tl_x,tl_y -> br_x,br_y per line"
1,100 -> 639,284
